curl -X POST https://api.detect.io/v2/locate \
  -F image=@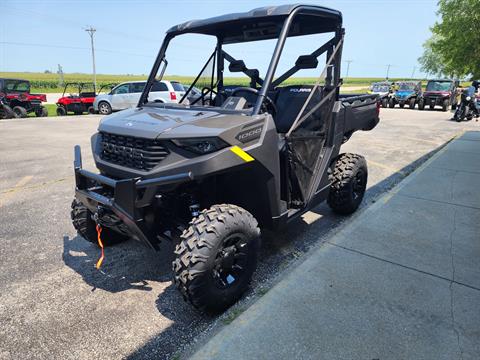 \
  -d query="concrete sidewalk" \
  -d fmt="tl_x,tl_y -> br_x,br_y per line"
191,131 -> 480,360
